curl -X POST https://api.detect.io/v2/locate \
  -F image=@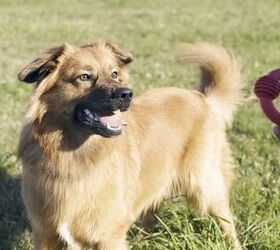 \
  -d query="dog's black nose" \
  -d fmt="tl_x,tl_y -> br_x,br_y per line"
111,87 -> 133,100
